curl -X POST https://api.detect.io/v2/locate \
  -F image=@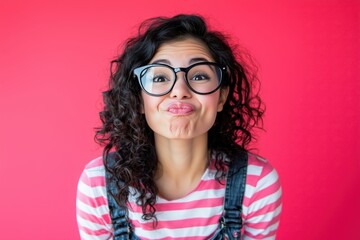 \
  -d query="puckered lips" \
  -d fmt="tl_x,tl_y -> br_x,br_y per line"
167,102 -> 194,115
